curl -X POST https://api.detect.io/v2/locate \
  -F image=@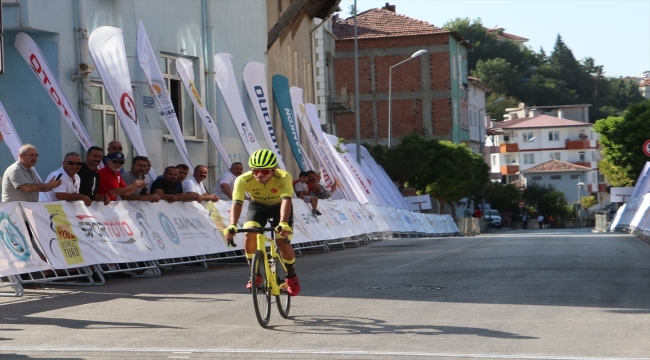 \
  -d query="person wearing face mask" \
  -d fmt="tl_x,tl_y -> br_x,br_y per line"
2,144 -> 61,202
